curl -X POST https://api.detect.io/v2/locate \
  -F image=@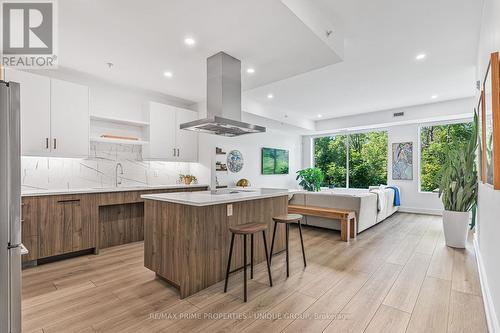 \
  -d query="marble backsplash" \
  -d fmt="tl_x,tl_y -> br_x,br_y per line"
21,142 -> 196,191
